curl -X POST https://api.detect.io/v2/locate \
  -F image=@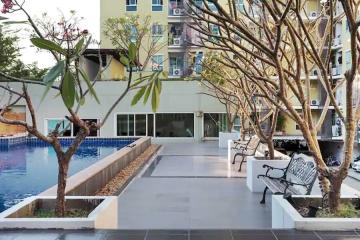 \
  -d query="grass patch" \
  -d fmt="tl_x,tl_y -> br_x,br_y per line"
316,202 -> 360,218
30,208 -> 90,218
